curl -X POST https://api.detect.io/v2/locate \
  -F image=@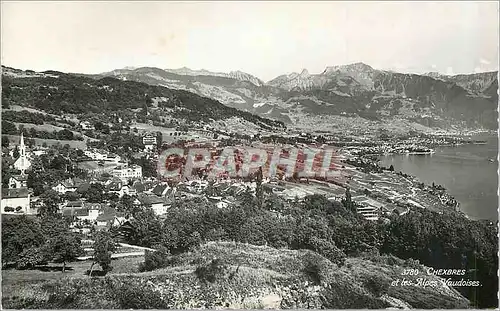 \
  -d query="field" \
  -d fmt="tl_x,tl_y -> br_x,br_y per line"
132,122 -> 213,143
14,122 -> 67,132
5,135 -> 89,149
7,105 -> 50,115
131,123 -> 175,140
2,256 -> 143,298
